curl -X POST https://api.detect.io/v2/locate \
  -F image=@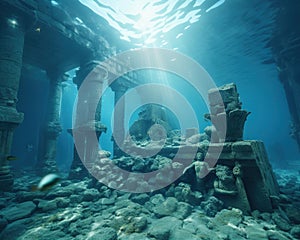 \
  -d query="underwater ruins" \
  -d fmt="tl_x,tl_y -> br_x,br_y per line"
0,0 -> 300,239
